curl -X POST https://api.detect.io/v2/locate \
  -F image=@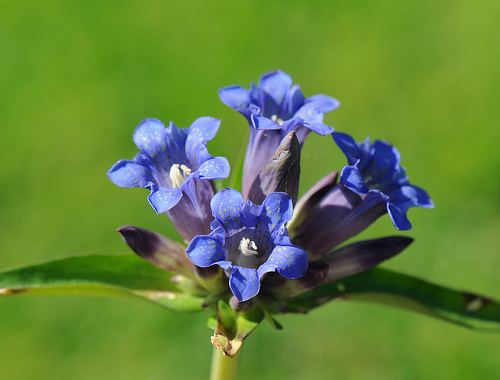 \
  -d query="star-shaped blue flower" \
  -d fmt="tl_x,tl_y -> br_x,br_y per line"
186,189 -> 308,302
333,132 -> 434,230
108,117 -> 230,213
219,70 -> 340,197
108,117 -> 230,240
219,70 -> 339,139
